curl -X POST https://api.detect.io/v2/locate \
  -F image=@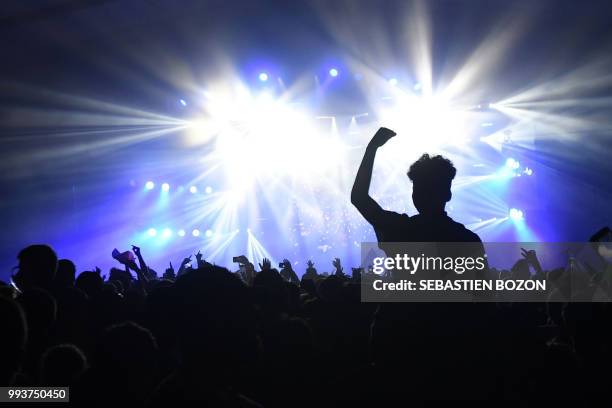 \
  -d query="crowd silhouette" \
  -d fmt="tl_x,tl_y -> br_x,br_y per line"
1,128 -> 610,406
